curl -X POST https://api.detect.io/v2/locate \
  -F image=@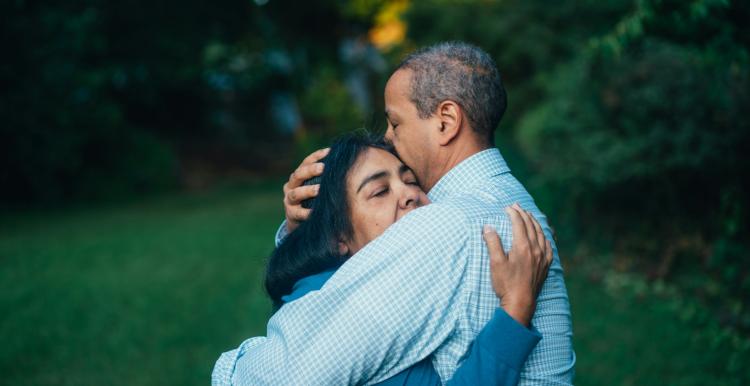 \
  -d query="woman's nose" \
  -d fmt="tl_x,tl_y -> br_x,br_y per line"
398,186 -> 419,209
